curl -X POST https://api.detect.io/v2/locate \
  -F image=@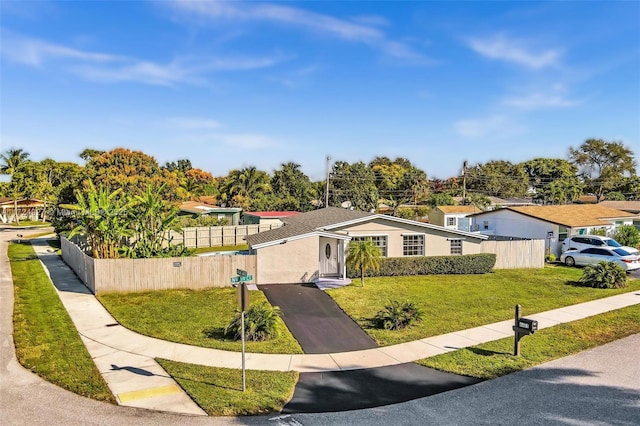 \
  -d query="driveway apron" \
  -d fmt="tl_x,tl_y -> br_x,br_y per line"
261,283 -> 481,413
259,283 -> 378,354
